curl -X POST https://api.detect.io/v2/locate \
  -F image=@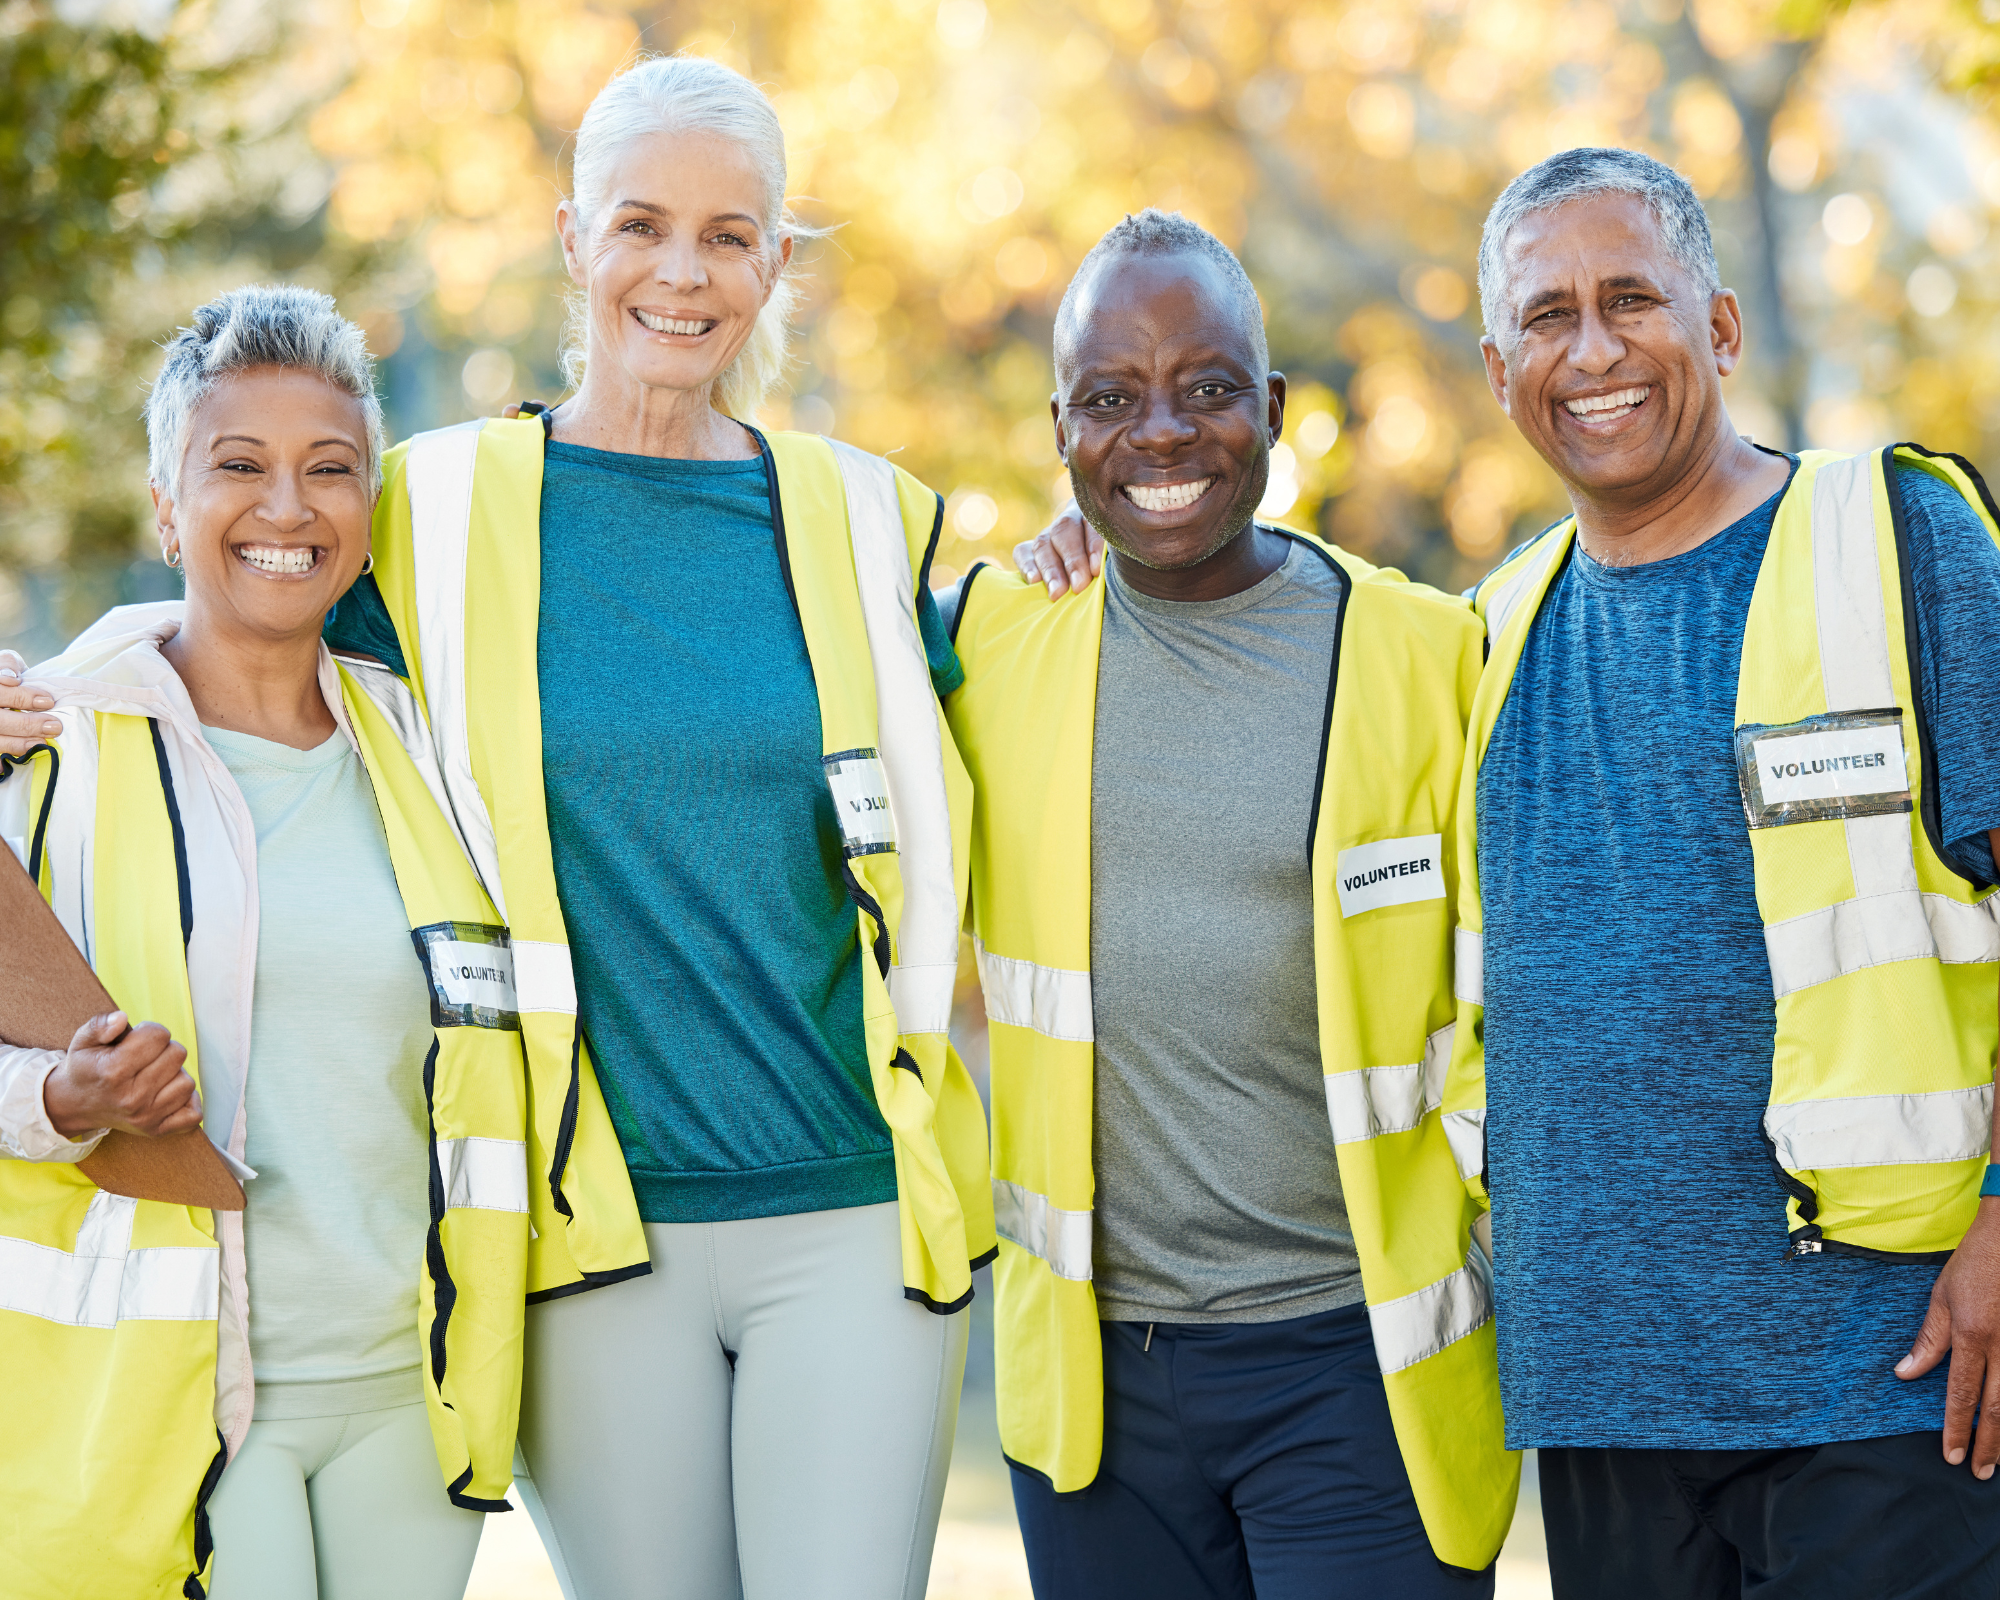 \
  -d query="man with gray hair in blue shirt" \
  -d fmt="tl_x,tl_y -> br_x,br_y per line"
1453,146 -> 2000,1598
